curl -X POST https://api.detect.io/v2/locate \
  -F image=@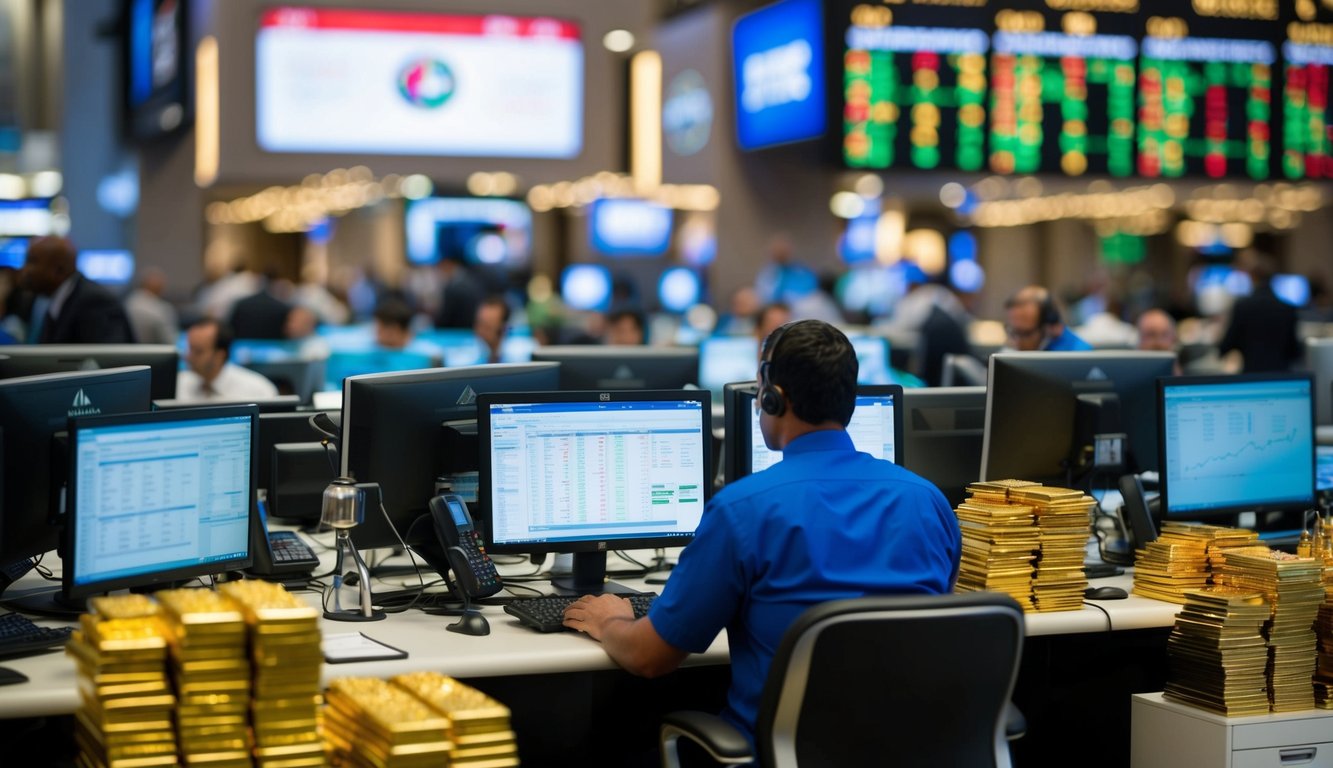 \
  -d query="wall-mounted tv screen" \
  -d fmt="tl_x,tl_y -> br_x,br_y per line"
732,0 -> 827,150
125,0 -> 191,140
404,197 -> 532,266
256,8 -> 583,158
588,198 -> 673,257
833,0 -> 1333,181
